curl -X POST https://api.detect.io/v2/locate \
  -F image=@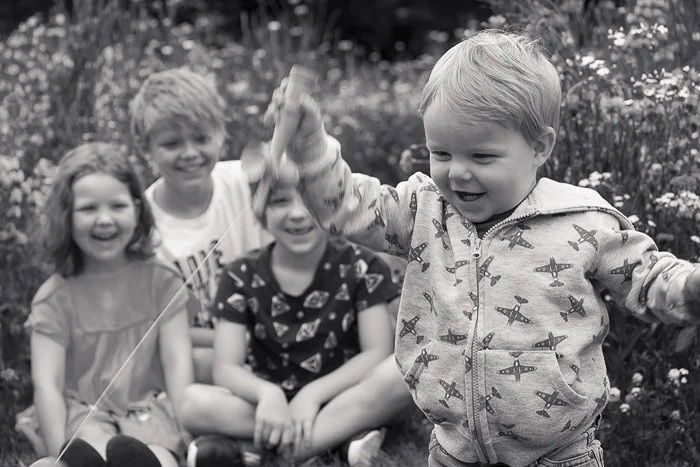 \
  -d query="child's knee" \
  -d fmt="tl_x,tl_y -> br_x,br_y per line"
181,384 -> 214,422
